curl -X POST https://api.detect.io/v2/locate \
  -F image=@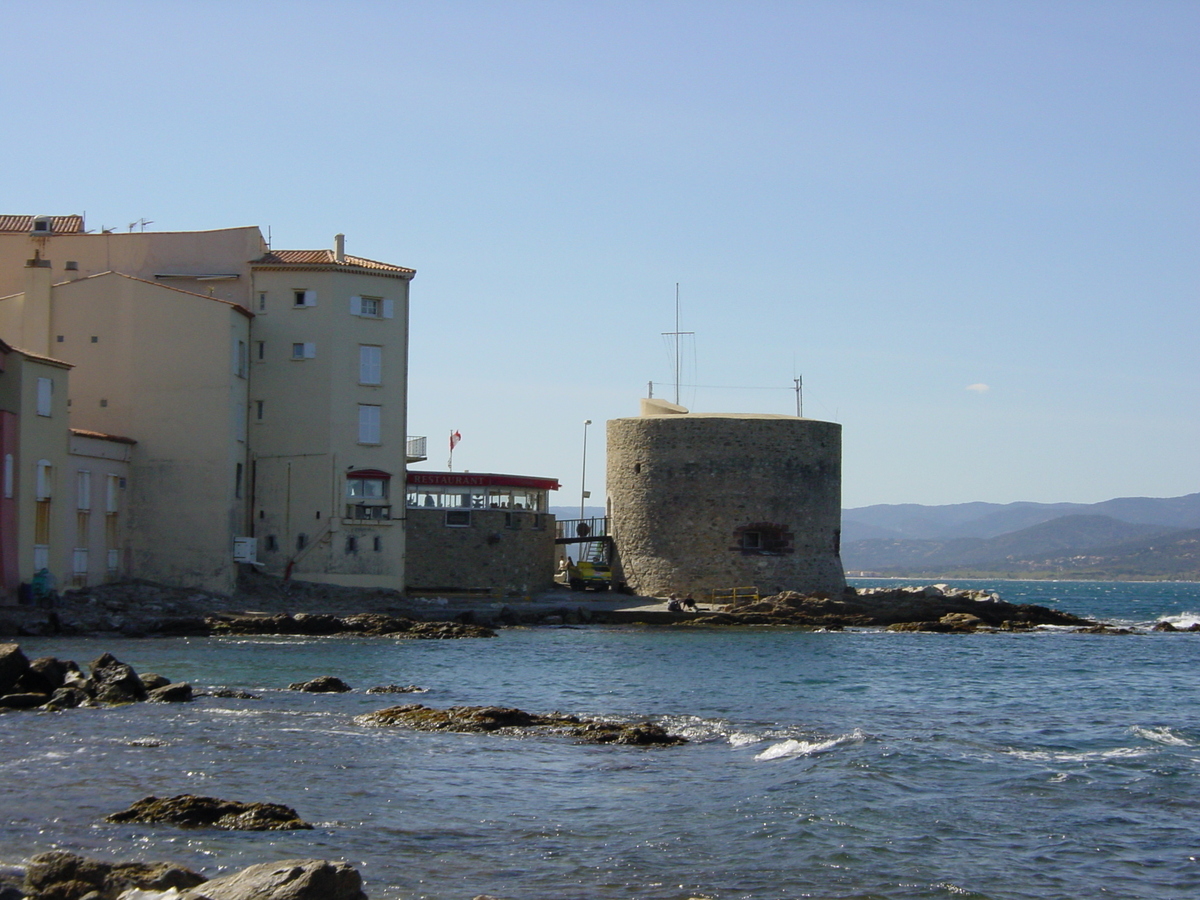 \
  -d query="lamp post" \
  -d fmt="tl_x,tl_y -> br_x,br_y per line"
580,419 -> 592,520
